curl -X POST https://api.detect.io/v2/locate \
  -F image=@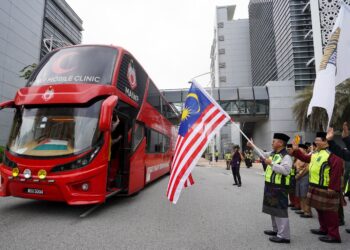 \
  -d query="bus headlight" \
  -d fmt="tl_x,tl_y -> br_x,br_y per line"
38,169 -> 47,180
12,168 -> 19,177
23,169 -> 31,179
51,146 -> 101,173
